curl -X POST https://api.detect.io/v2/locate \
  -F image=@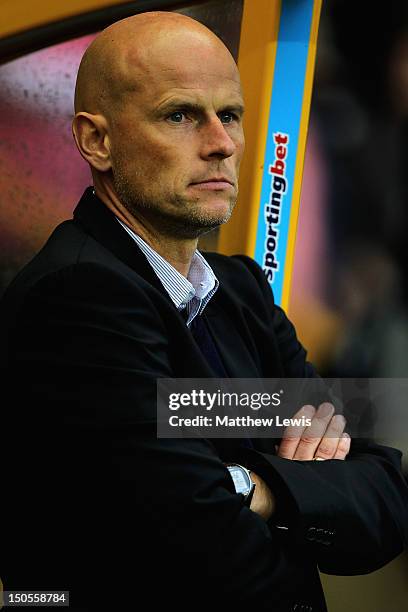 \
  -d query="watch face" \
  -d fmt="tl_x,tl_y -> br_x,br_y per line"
228,466 -> 251,495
